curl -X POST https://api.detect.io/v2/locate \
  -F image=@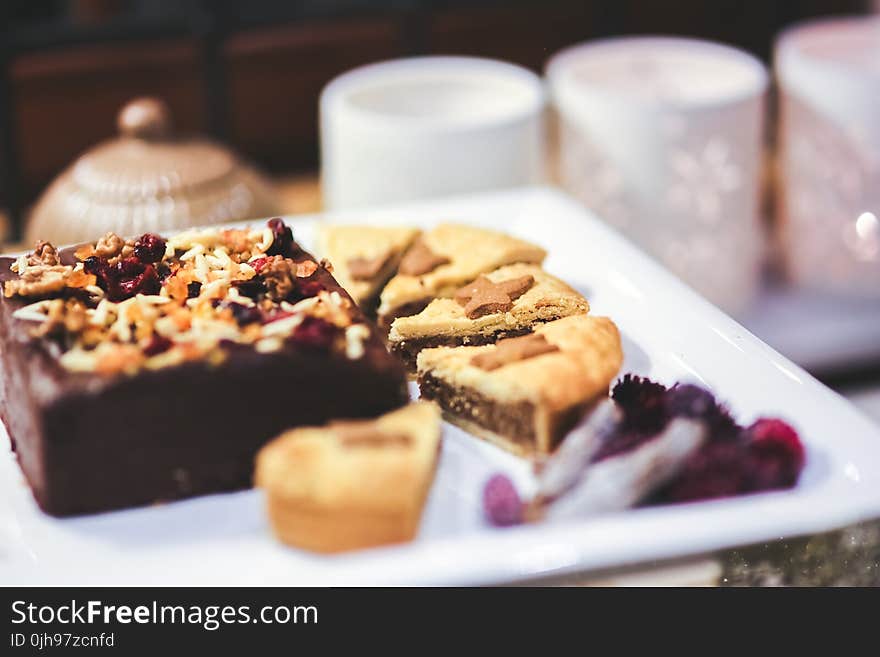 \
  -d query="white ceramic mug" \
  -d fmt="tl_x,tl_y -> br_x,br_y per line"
775,16 -> 880,298
320,57 -> 546,210
547,37 -> 768,314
